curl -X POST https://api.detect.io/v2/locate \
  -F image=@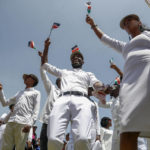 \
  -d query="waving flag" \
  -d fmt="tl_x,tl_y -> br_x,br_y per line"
114,77 -> 120,85
71,45 -> 79,53
28,41 -> 36,49
48,22 -> 61,38
86,2 -> 91,14
52,22 -> 61,29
